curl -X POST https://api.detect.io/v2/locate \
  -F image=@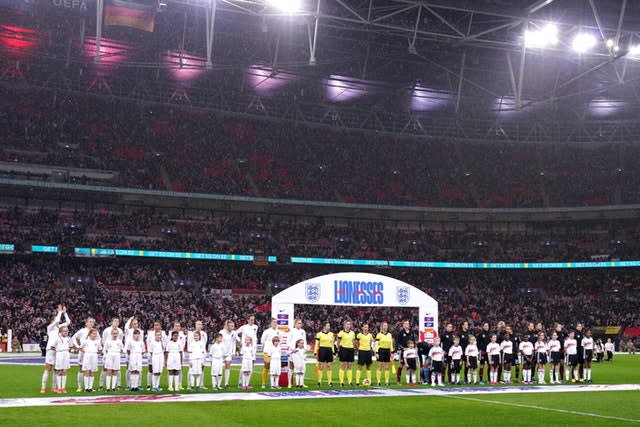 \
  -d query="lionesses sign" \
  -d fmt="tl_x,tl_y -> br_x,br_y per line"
271,272 -> 439,347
